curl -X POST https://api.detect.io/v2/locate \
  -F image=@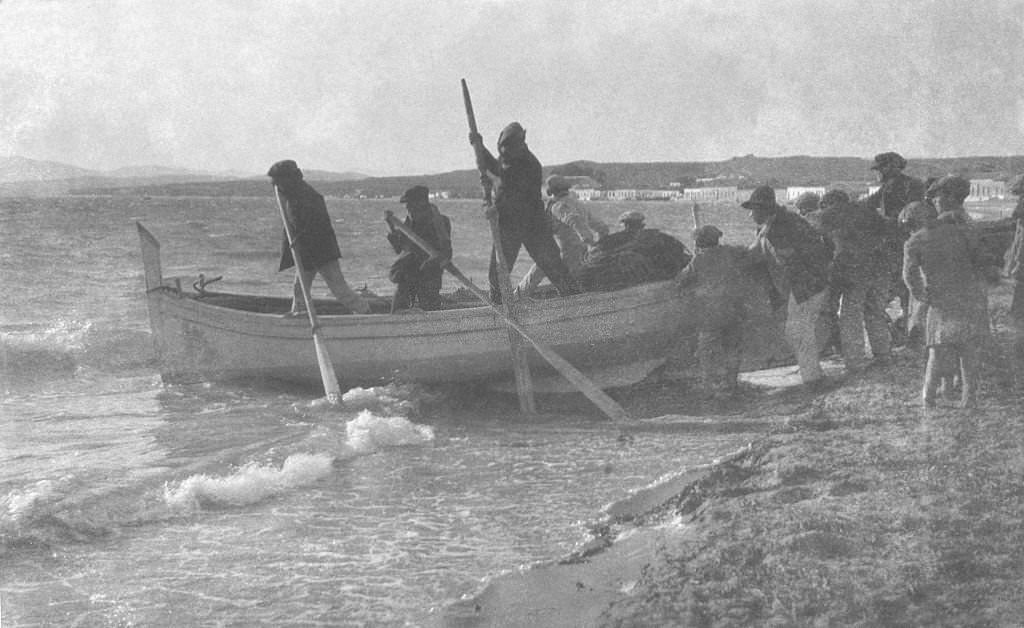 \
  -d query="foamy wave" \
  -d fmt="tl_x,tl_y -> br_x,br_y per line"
345,410 -> 434,453
1,319 -> 92,352
0,319 -> 154,381
0,320 -> 90,380
164,452 -> 335,510
341,383 -> 438,416
164,412 -> 434,510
